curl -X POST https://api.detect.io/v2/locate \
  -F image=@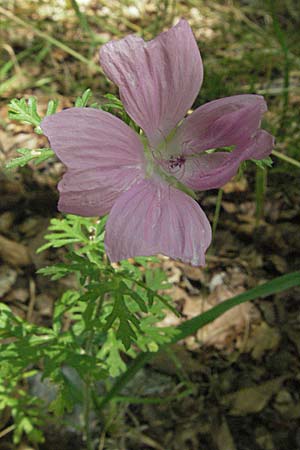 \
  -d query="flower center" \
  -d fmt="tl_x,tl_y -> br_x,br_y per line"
140,135 -> 196,199
168,155 -> 186,170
